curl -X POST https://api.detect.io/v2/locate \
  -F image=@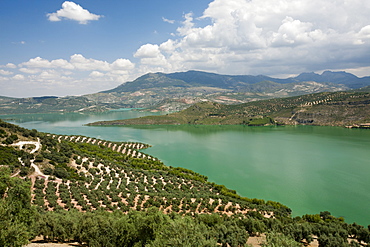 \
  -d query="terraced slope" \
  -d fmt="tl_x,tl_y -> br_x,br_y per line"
49,134 -> 155,160
2,120 -> 370,246
0,120 -> 289,218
